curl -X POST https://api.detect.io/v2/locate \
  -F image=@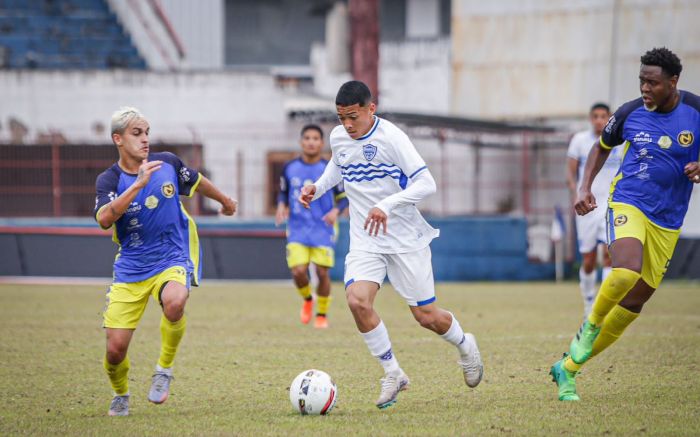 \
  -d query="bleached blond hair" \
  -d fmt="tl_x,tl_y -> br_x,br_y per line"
110,107 -> 146,135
